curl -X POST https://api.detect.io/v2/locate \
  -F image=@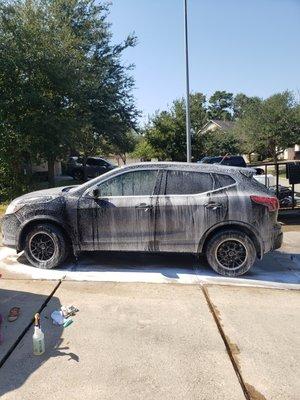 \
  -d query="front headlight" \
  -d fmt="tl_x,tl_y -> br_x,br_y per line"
5,195 -> 56,215
5,200 -> 25,215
